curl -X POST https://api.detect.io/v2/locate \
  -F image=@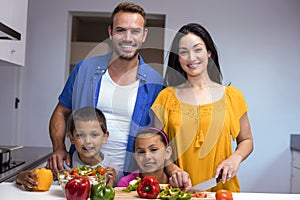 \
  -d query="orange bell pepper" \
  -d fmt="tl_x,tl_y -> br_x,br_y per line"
33,168 -> 53,191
